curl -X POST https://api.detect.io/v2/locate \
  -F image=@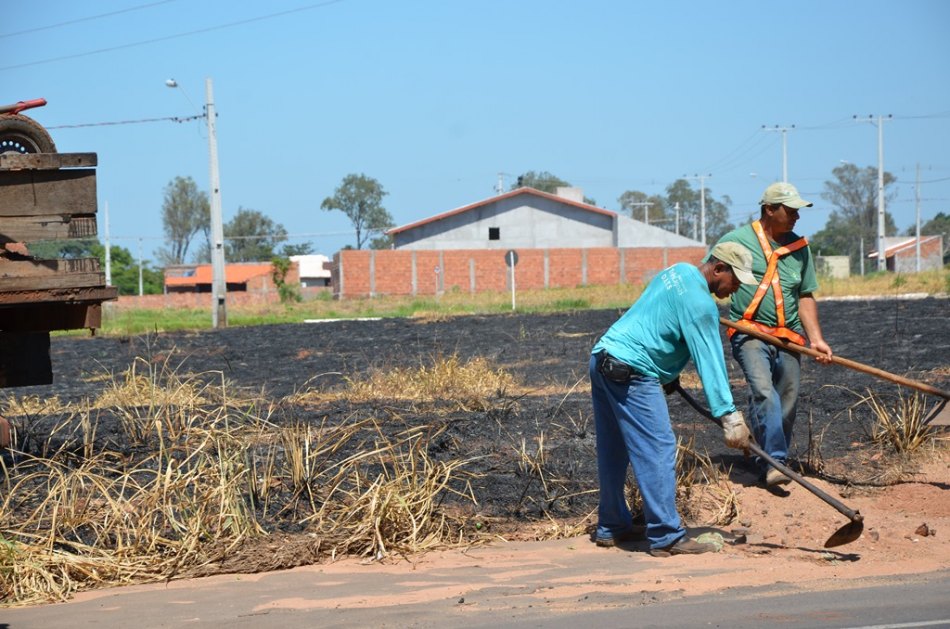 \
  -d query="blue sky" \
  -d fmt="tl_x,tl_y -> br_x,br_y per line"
5,0 -> 949,263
